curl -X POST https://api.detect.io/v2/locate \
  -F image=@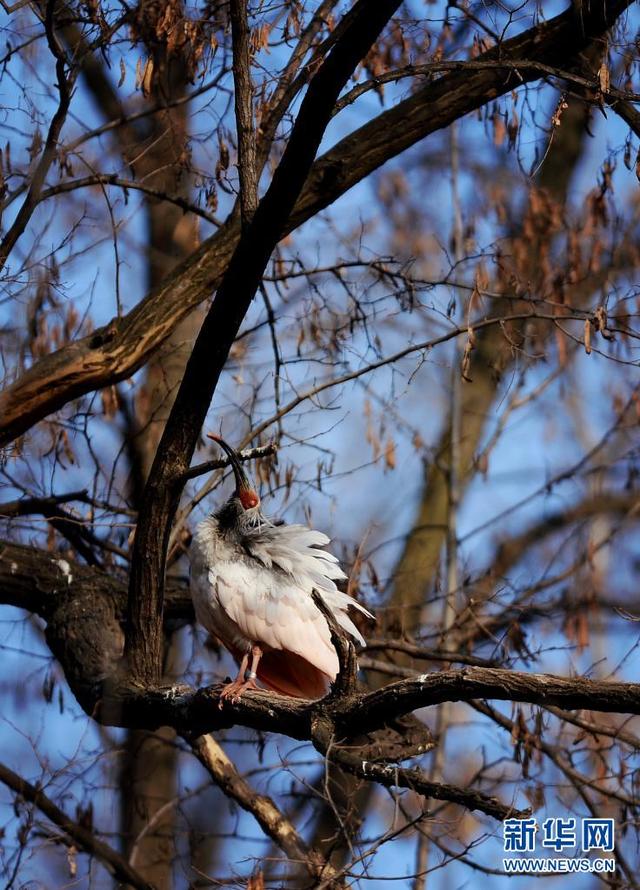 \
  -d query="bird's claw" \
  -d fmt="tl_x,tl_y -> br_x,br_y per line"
218,677 -> 259,709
